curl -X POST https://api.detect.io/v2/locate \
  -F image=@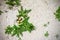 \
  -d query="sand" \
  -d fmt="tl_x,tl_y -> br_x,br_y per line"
0,0 -> 60,40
